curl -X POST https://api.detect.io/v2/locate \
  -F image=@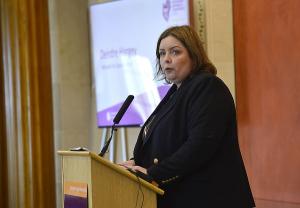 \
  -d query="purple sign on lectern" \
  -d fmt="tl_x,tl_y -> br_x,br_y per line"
64,195 -> 88,208
64,182 -> 88,208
